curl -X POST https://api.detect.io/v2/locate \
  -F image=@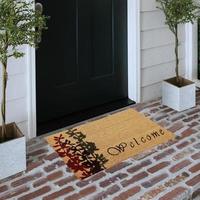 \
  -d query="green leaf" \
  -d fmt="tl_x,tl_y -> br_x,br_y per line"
0,0 -> 48,62
0,0 -> 48,142
156,0 -> 200,33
